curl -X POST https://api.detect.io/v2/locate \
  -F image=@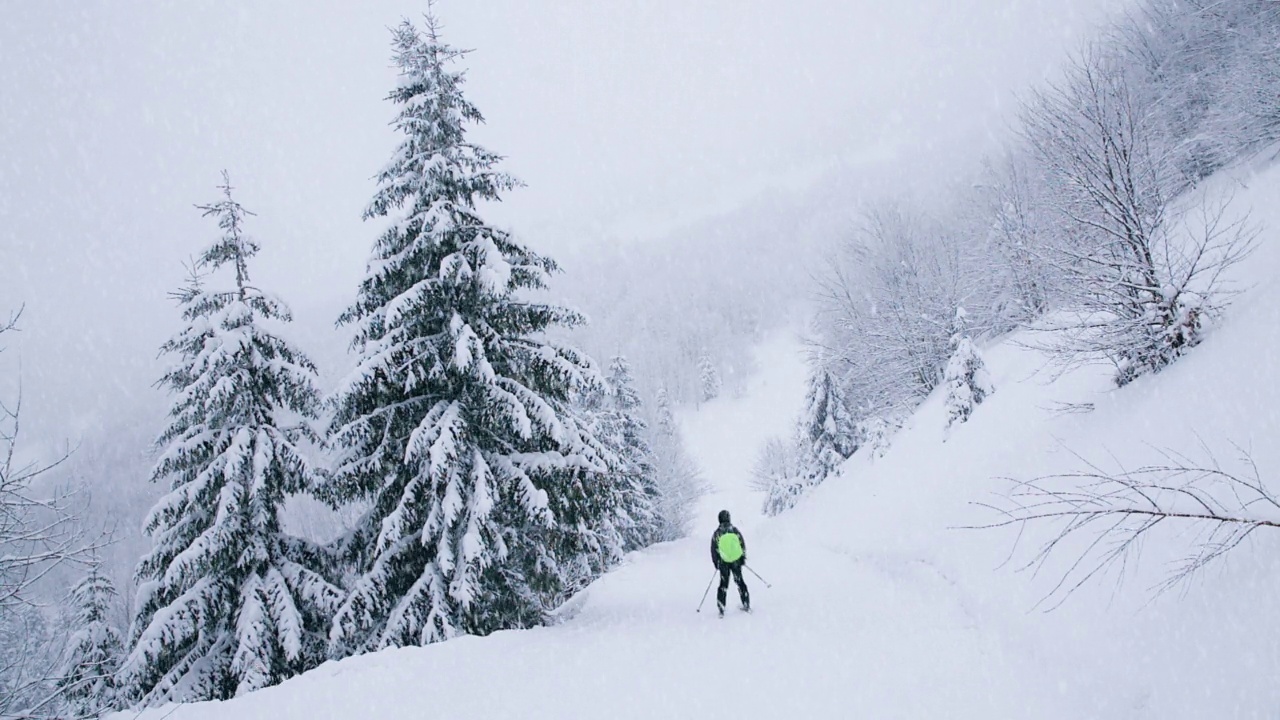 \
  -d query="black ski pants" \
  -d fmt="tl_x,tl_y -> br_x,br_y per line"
716,560 -> 749,610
